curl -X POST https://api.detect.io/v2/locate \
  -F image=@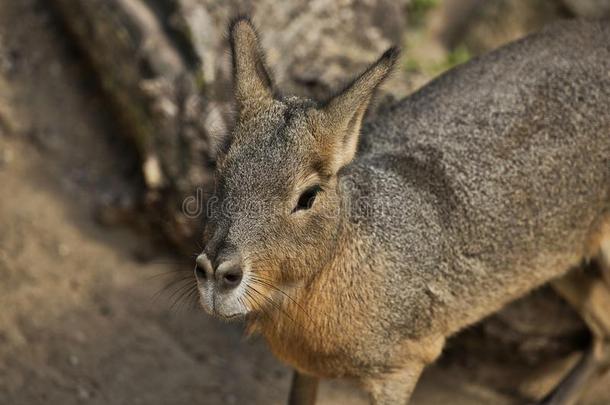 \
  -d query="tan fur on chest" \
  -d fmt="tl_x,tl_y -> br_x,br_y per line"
249,238 -> 386,377
253,275 -> 366,377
